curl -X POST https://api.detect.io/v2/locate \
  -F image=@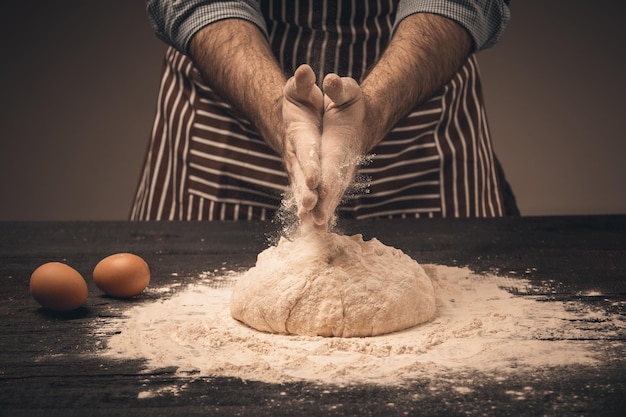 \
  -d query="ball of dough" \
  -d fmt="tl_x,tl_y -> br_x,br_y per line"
230,232 -> 436,337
